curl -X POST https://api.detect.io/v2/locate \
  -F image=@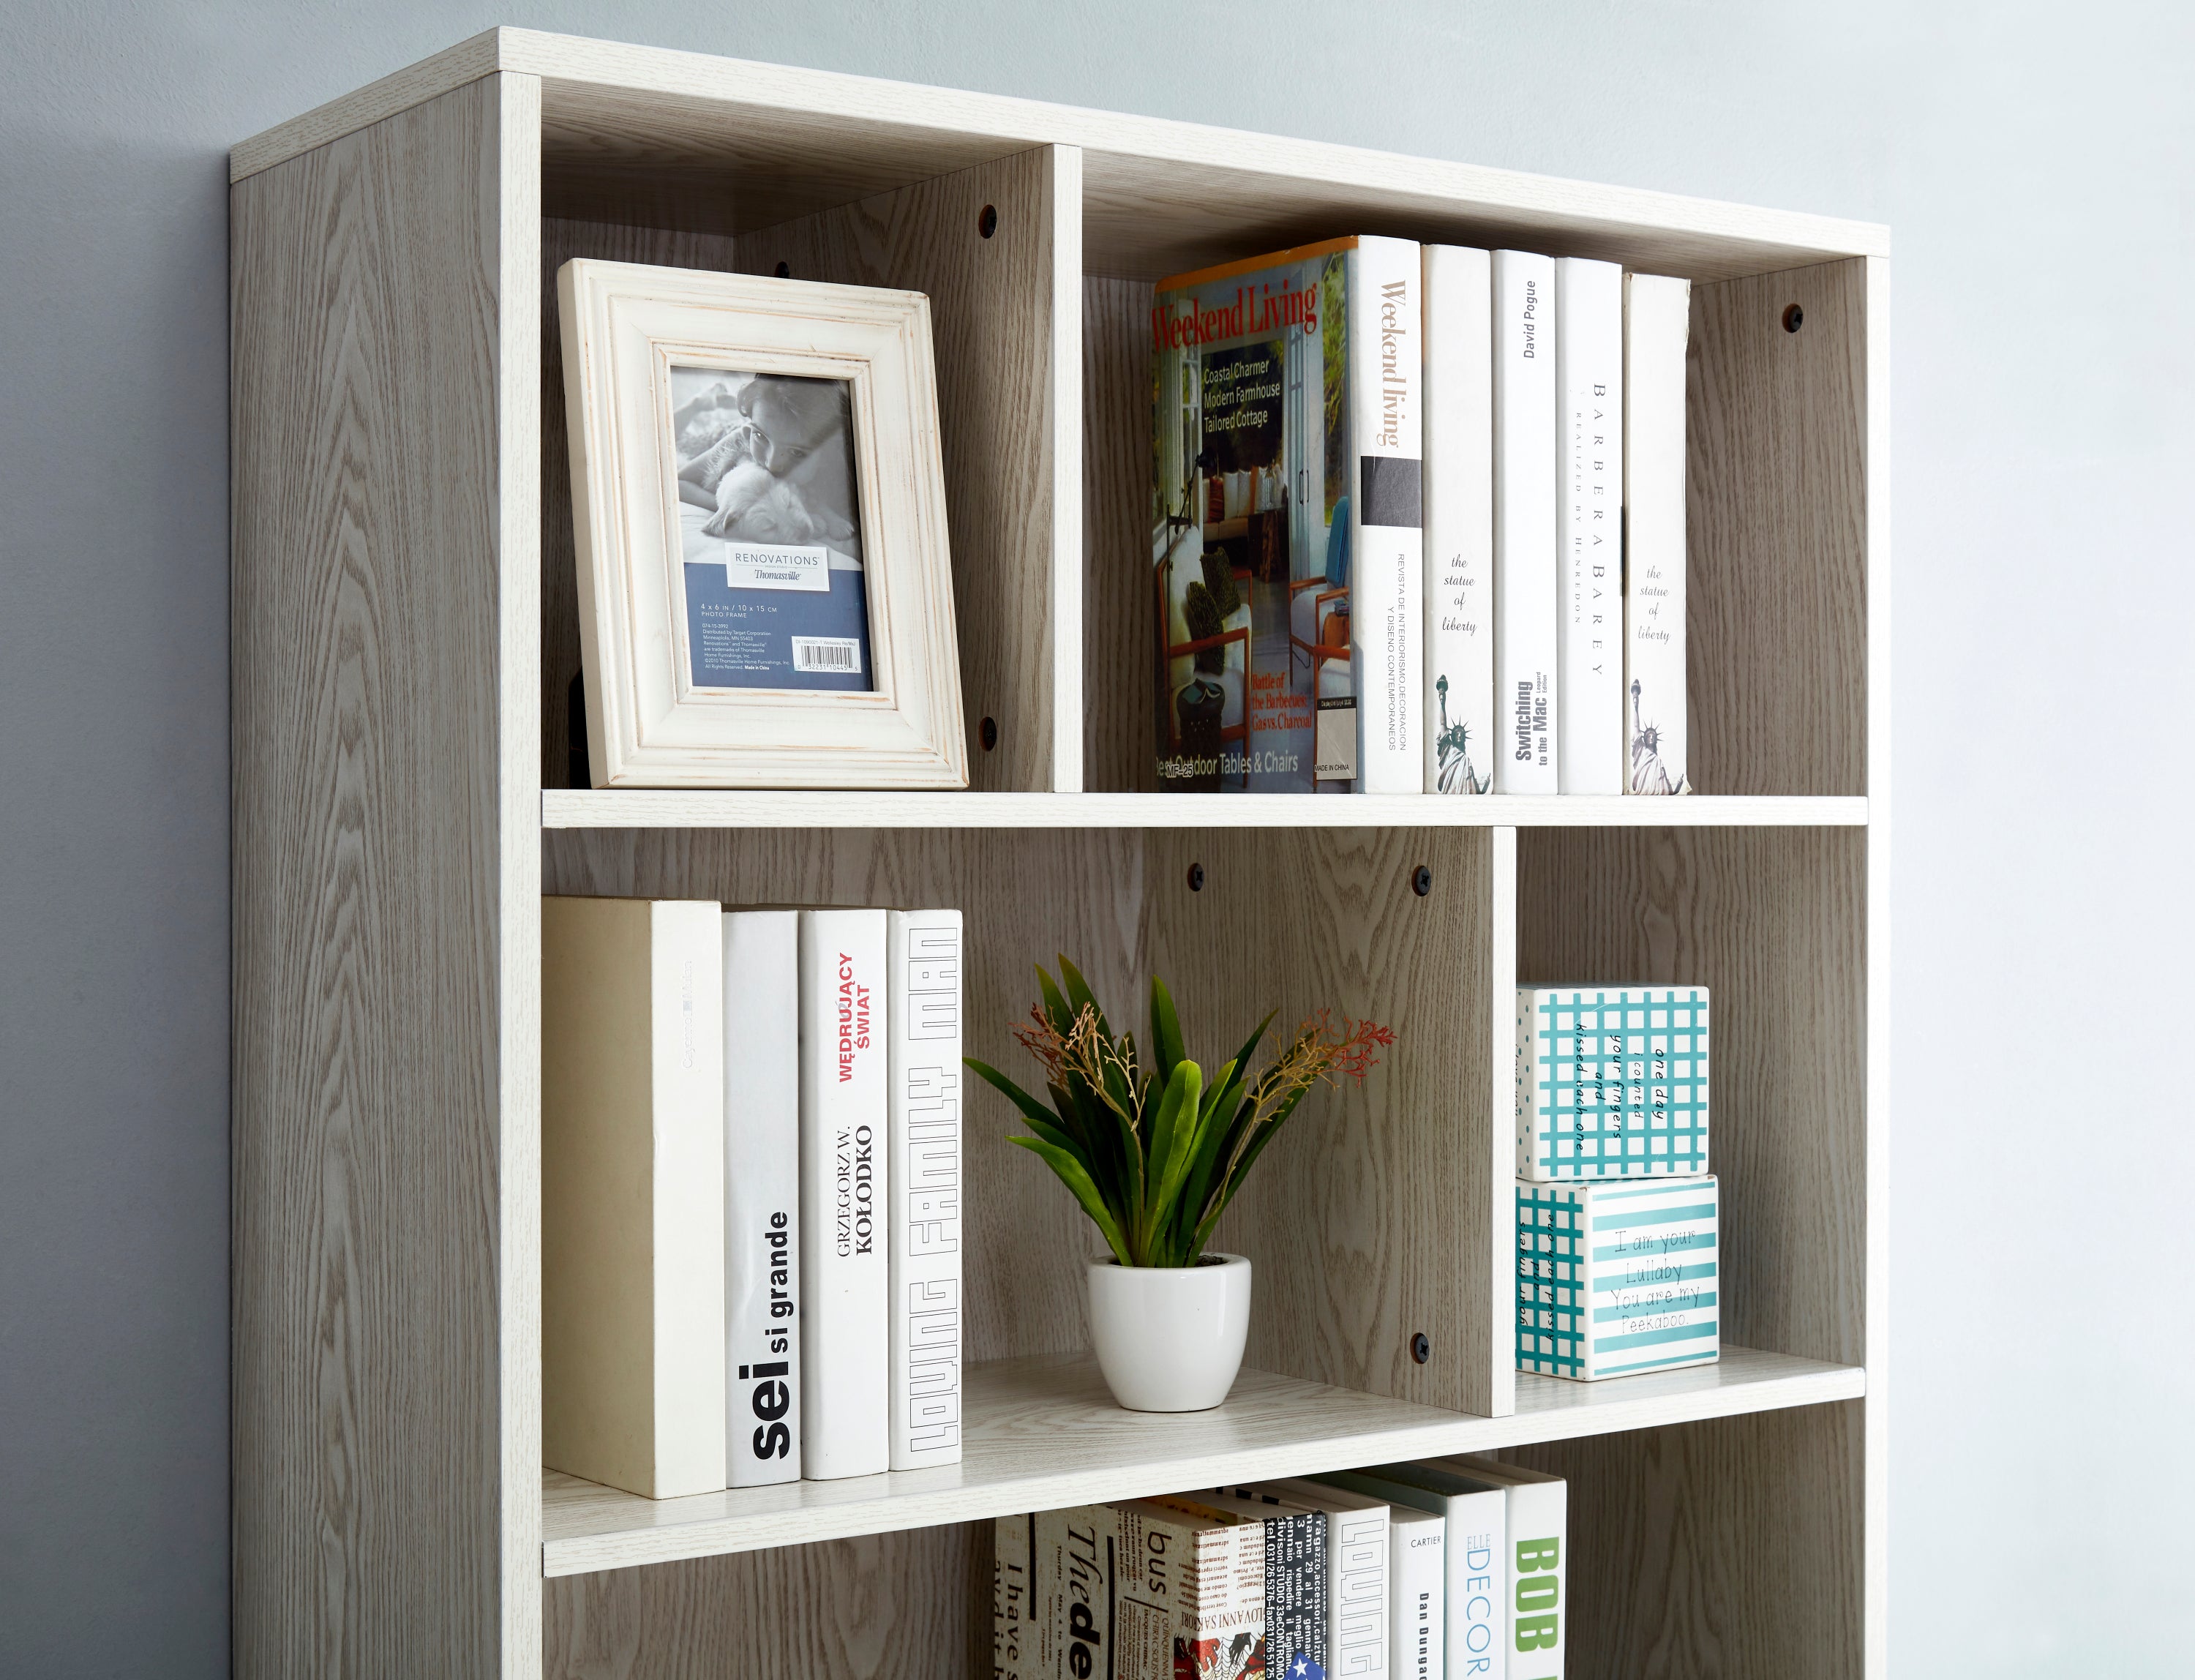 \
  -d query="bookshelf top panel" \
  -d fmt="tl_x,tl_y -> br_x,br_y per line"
541,1346 -> 1861,1577
231,28 -> 1887,280
540,790 -> 1868,830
